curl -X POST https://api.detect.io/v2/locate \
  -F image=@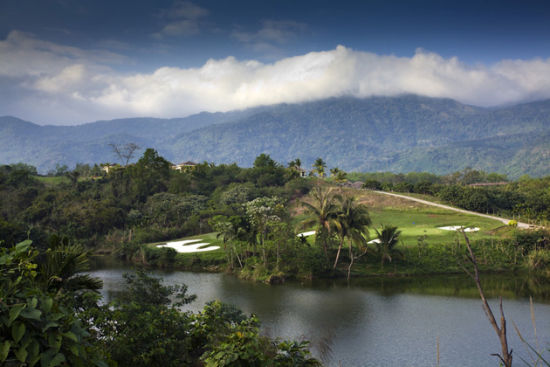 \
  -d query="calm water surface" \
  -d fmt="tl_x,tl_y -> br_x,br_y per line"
89,263 -> 550,367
